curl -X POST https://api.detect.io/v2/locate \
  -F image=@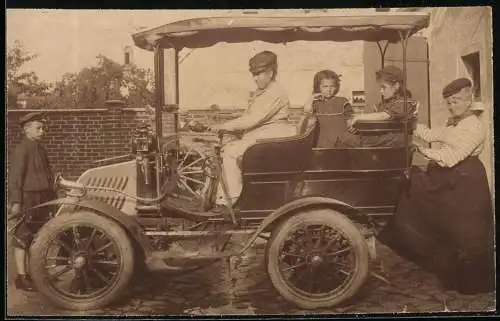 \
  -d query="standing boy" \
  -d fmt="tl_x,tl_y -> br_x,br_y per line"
9,112 -> 56,291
